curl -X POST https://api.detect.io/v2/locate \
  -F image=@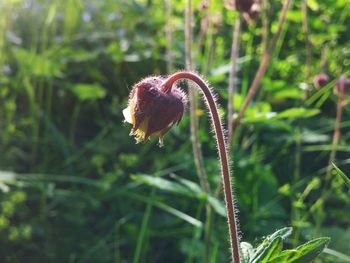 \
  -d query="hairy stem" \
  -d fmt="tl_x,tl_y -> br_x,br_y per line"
163,72 -> 241,263
227,15 -> 242,147
231,0 -> 292,136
